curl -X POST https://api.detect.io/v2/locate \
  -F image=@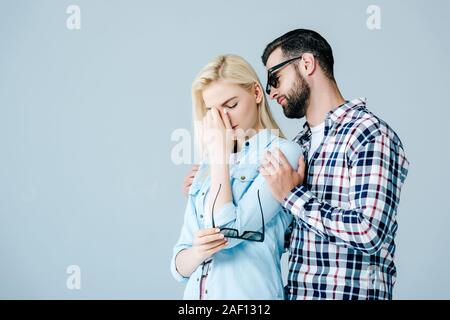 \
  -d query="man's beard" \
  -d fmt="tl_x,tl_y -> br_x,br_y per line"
282,71 -> 310,119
